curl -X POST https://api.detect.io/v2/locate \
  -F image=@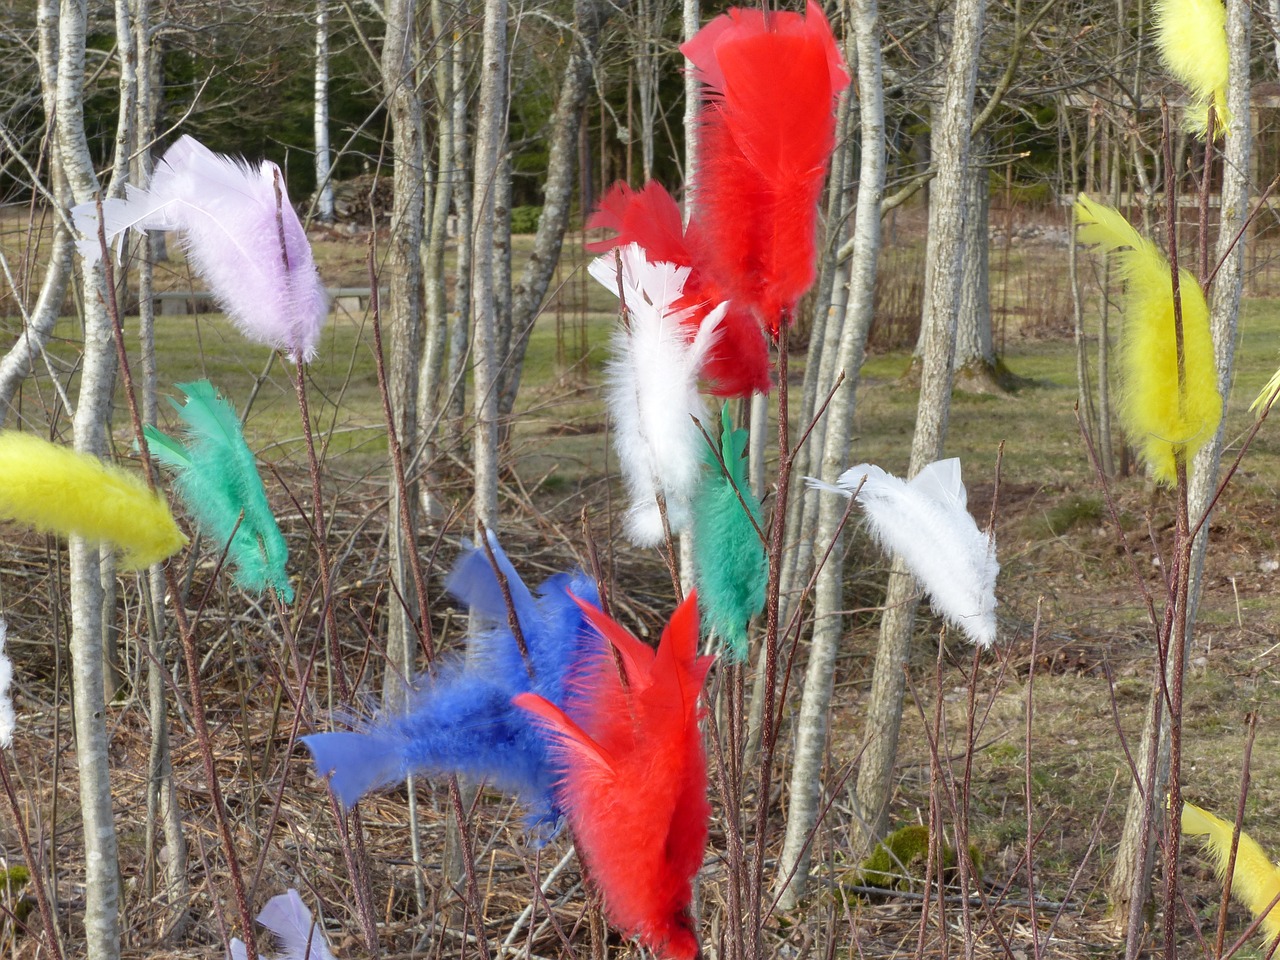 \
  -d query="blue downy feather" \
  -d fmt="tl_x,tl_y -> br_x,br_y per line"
301,534 -> 601,834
